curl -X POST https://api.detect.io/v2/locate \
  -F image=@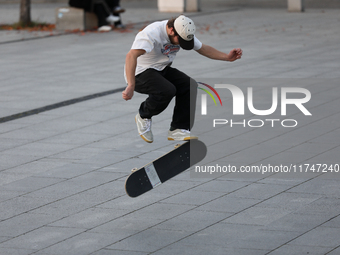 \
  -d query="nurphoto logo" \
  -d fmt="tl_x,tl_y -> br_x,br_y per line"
198,82 -> 312,128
